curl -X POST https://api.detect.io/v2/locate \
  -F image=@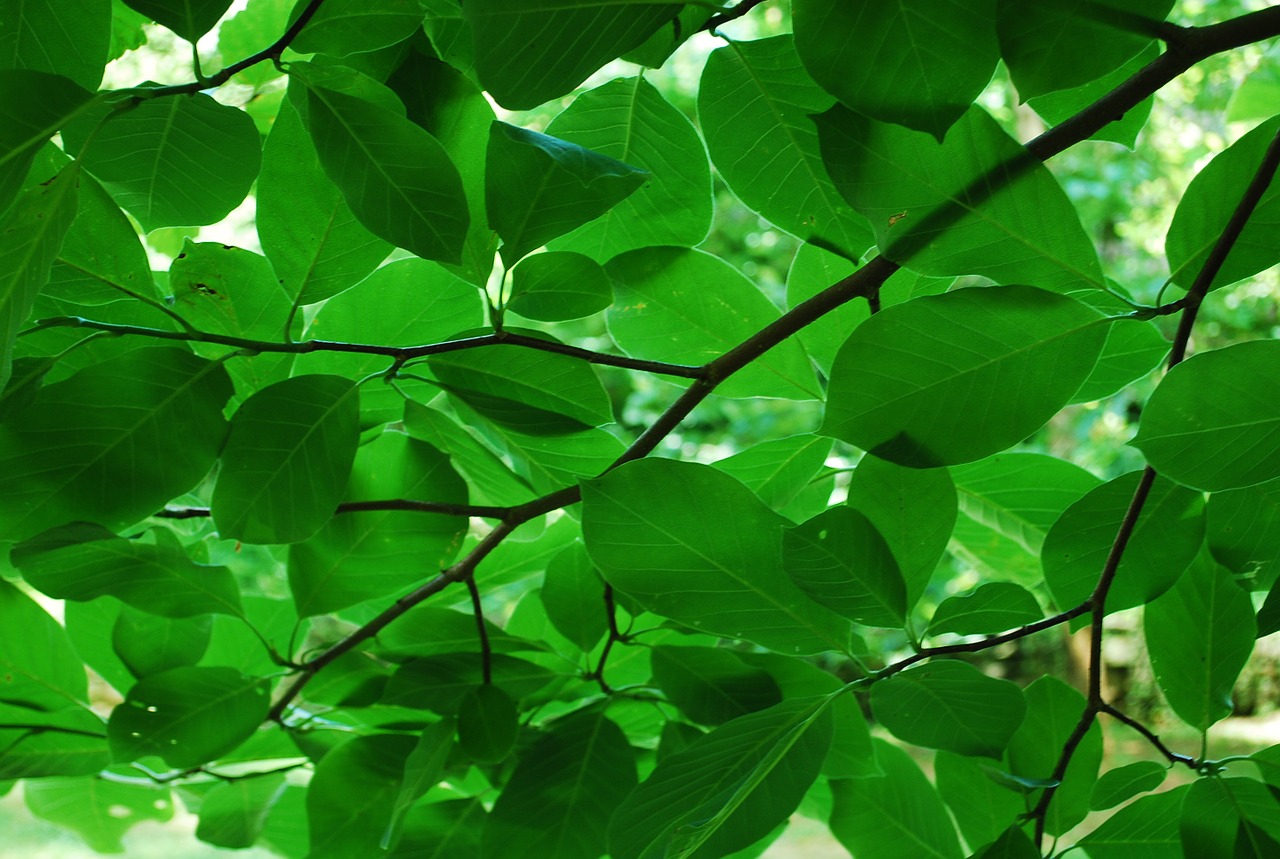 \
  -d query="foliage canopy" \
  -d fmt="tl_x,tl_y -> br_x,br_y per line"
2,0 -> 1280,857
